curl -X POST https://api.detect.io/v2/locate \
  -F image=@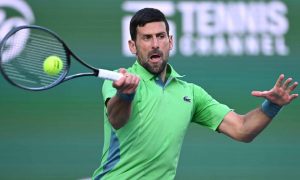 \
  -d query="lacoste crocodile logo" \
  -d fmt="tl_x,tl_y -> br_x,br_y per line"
183,96 -> 191,102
